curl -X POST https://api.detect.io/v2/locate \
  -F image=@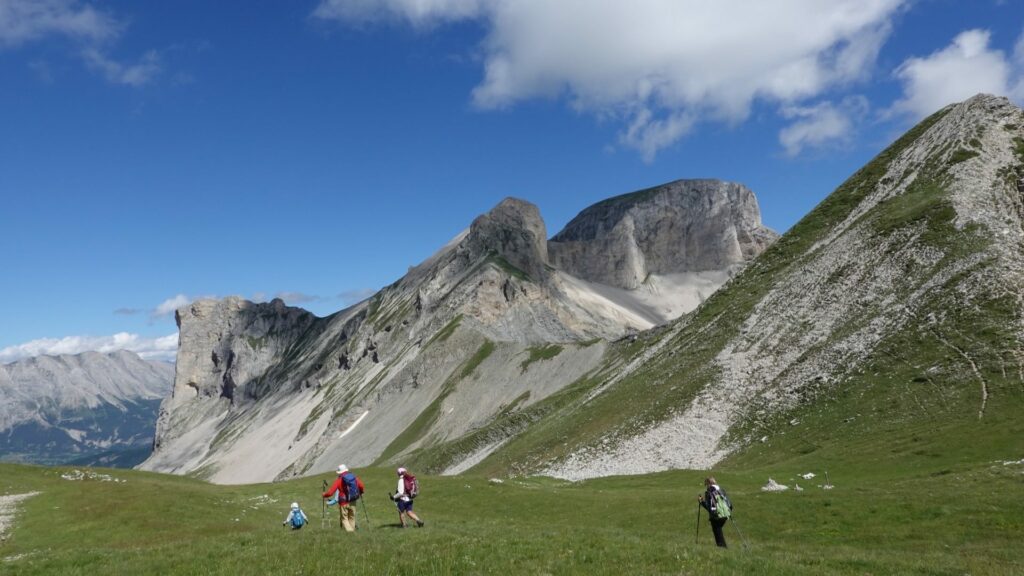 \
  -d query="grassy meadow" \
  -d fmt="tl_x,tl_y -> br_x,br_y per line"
2,449 -> 1023,575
